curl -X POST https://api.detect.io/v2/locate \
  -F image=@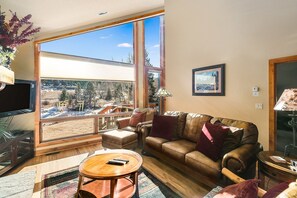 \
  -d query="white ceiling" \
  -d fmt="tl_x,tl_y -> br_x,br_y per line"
0,0 -> 164,37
